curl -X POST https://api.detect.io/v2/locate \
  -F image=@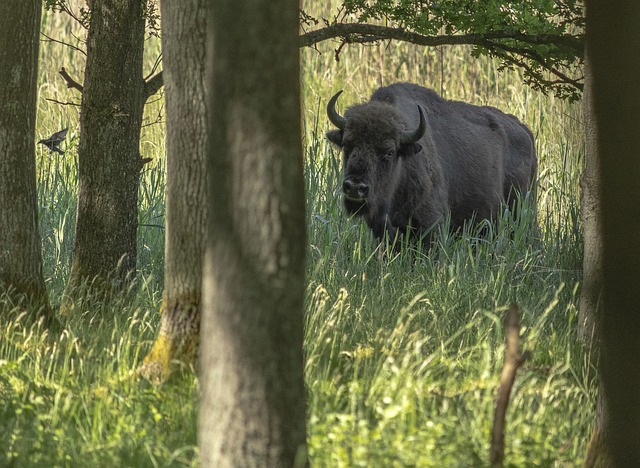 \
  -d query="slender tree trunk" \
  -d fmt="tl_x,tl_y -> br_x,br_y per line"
140,0 -> 207,383
586,1 -> 640,465
578,55 -> 602,346
199,0 -> 307,465
0,0 -> 54,323
581,48 -> 610,468
66,0 -> 147,298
